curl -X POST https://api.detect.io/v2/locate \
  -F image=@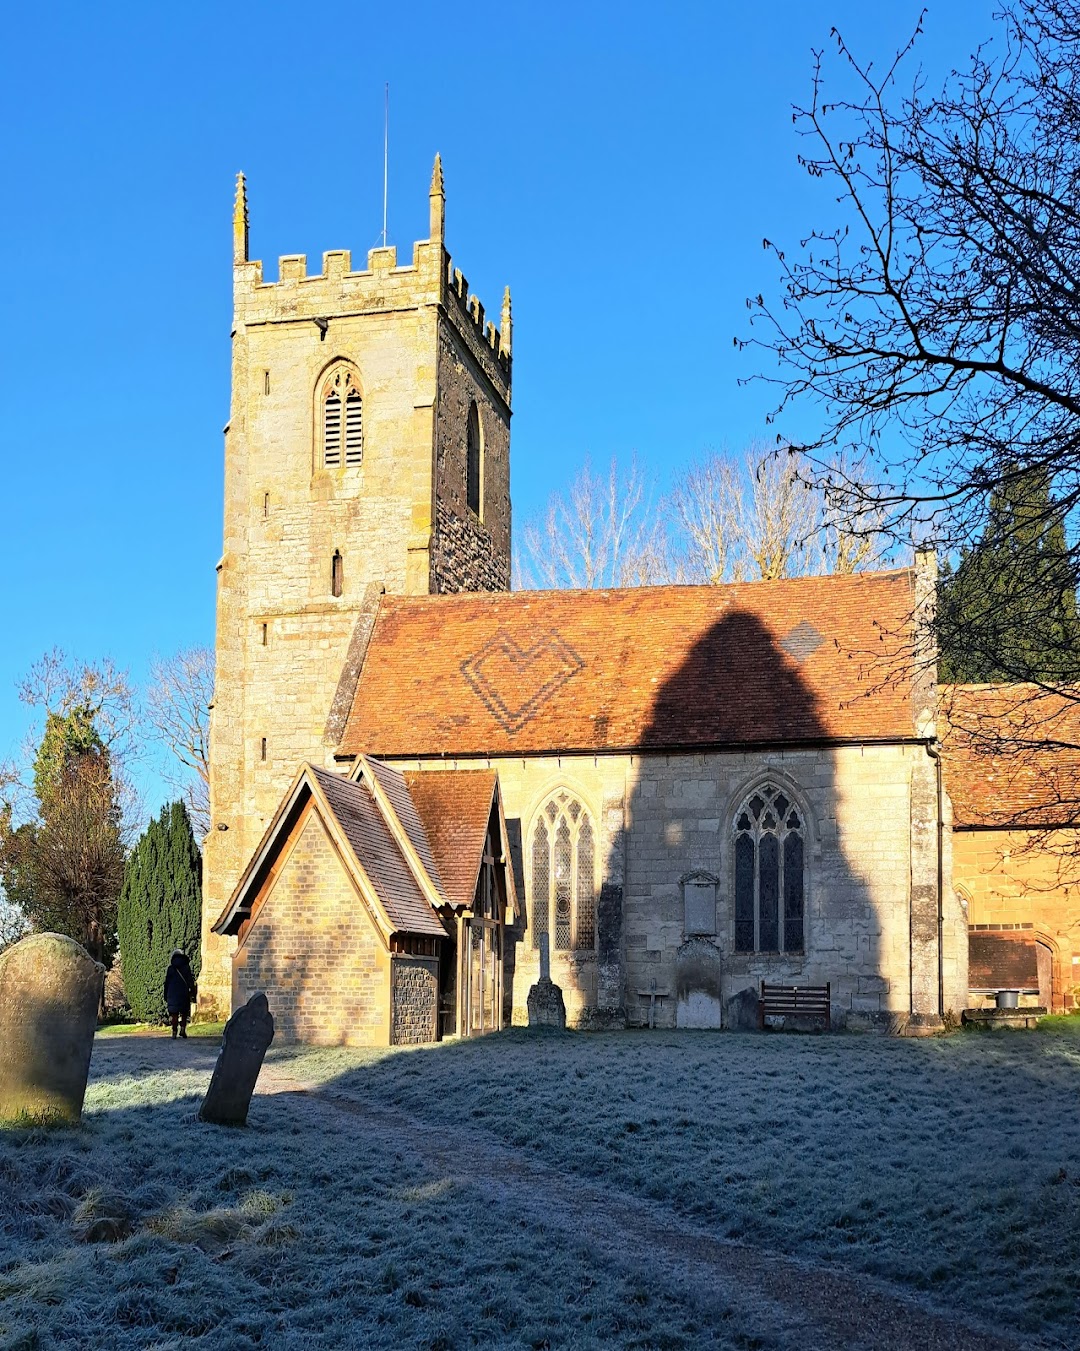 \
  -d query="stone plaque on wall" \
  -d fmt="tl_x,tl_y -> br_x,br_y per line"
682,871 -> 719,937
